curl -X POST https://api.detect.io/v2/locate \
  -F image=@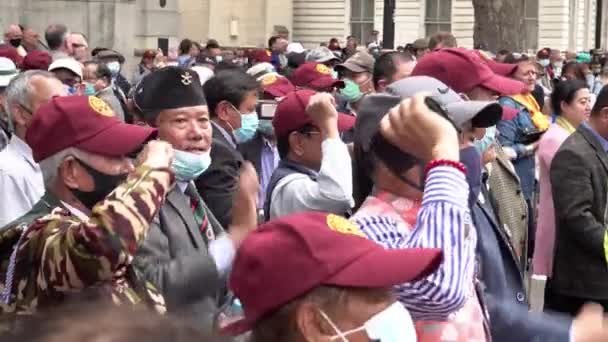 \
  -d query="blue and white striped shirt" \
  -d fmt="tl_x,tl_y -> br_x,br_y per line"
352,166 -> 477,321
